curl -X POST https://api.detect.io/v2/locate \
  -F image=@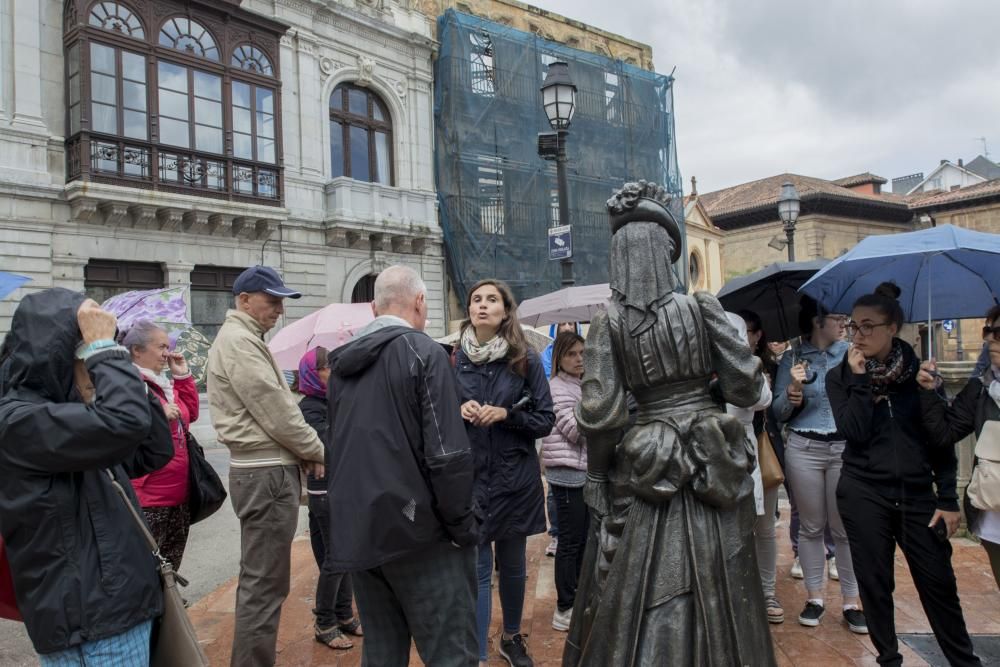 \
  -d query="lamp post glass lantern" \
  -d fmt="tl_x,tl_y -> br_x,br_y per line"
541,61 -> 577,286
778,181 -> 801,261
